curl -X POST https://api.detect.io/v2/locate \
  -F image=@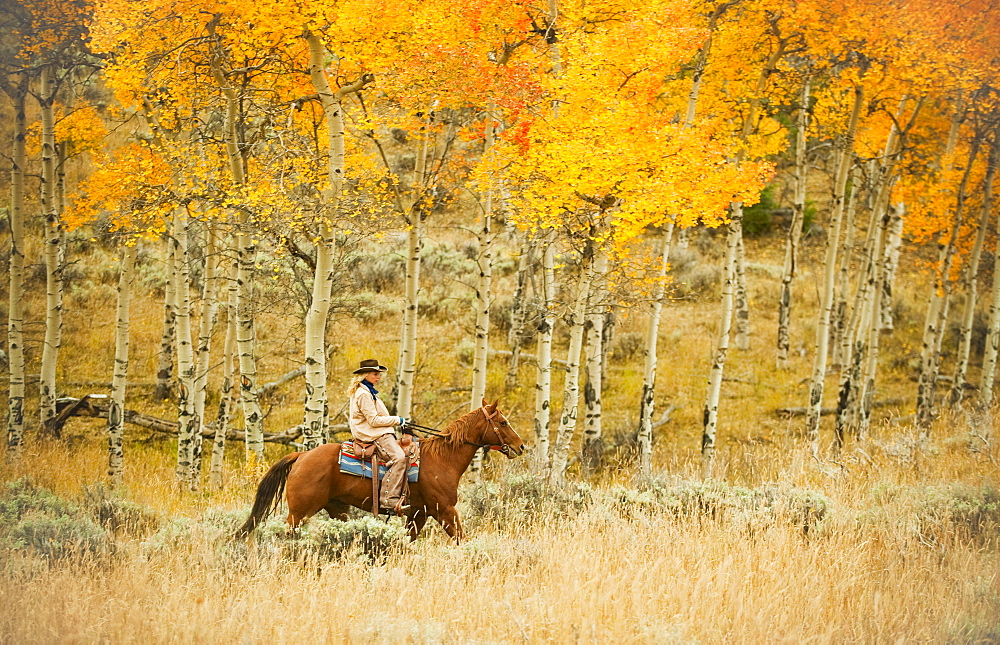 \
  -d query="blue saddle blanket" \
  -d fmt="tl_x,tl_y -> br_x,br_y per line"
339,440 -> 419,483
